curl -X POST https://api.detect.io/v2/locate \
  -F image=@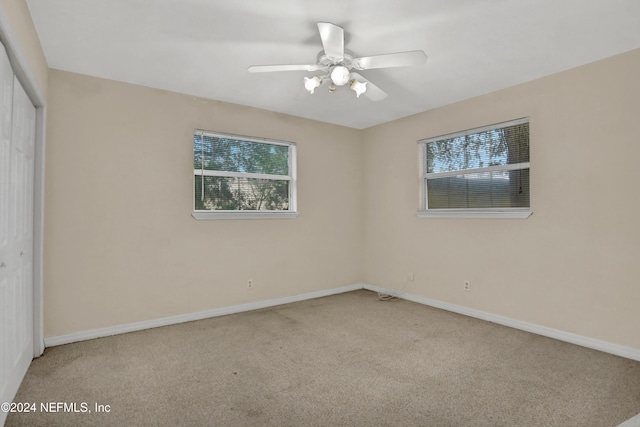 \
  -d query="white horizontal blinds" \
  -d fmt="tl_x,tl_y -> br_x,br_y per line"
195,177 -> 289,211
200,133 -> 289,175
423,119 -> 530,210
427,170 -> 530,209
193,131 -> 292,211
